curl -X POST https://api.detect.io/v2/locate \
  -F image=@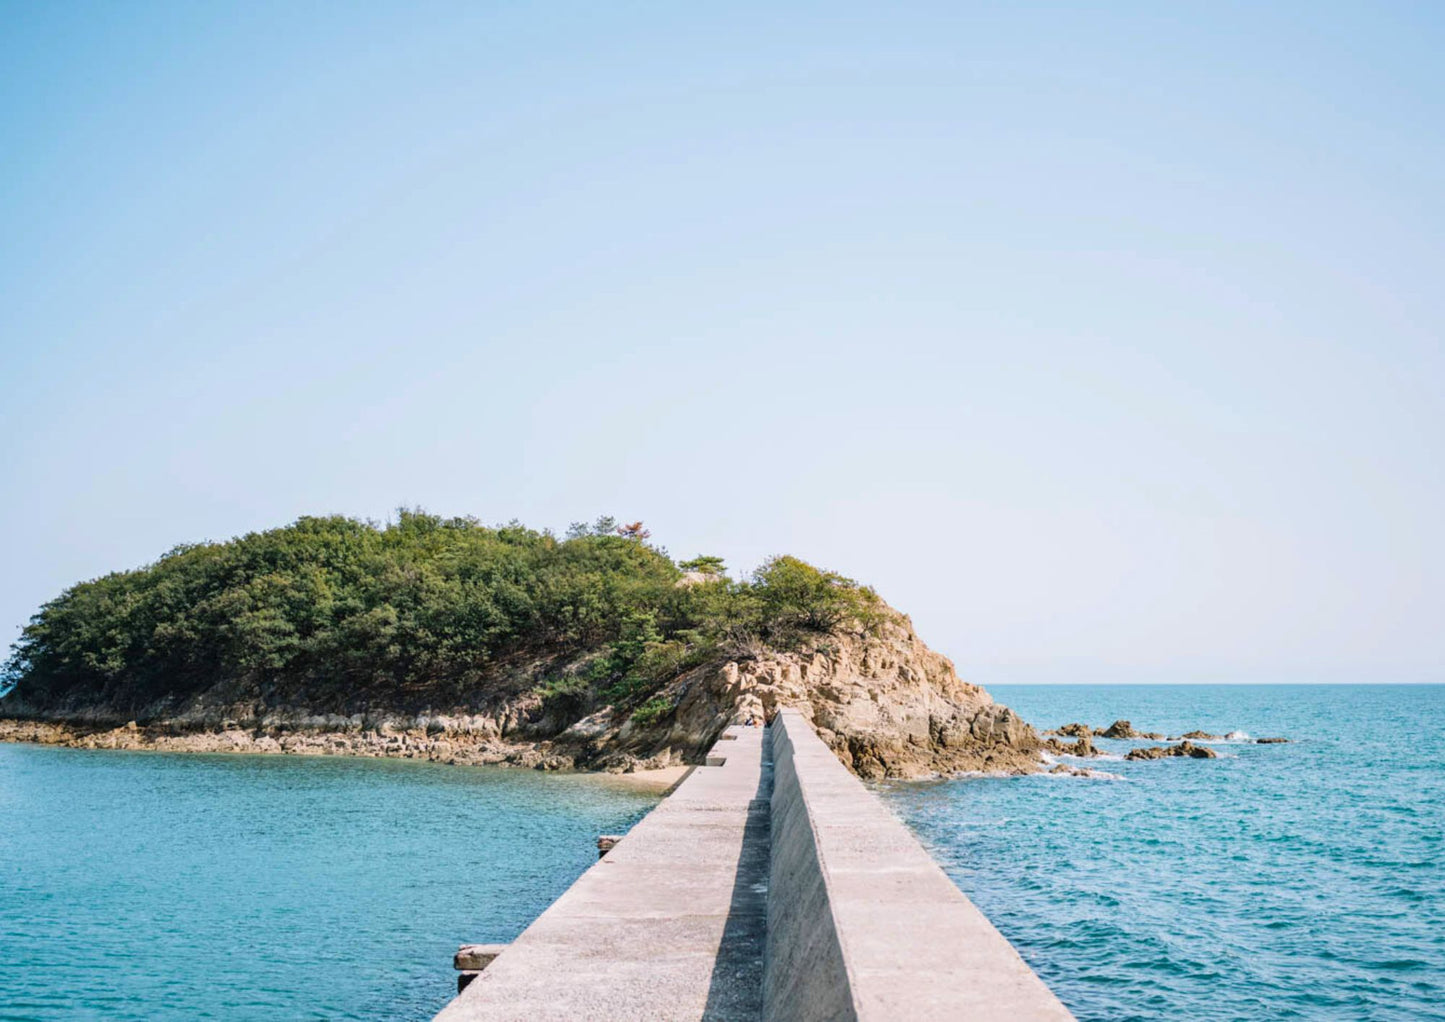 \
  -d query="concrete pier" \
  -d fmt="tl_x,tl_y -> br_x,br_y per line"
434,713 -> 1073,1021
435,724 -> 770,1022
